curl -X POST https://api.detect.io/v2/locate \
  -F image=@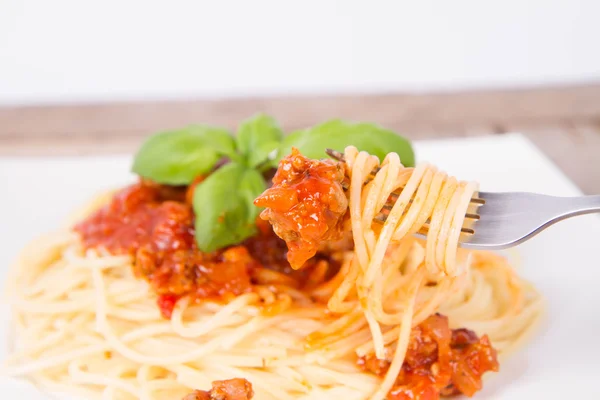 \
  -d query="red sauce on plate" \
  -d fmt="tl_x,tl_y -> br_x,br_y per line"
74,179 -> 340,318
358,314 -> 499,399
183,378 -> 254,400
75,182 -> 255,317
